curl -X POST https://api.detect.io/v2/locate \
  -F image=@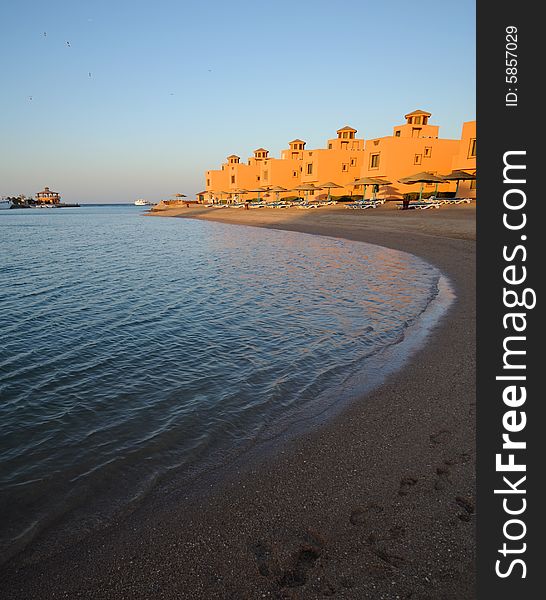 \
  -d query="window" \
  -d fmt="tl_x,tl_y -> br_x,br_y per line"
408,117 -> 413,124
412,128 -> 422,138
341,141 -> 348,150
292,152 -> 298,159
395,130 -> 401,137
424,146 -> 432,158
231,175 -> 235,184
257,176 -> 260,181
263,171 -> 268,180
306,163 -> 313,175
414,154 -> 422,165
293,171 -> 298,177
414,116 -> 422,125
350,158 -> 356,167
468,138 -> 477,157
206,179 -> 210,186
342,131 -> 348,139
328,143 -> 332,149
342,163 -> 348,172
370,153 -> 380,169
